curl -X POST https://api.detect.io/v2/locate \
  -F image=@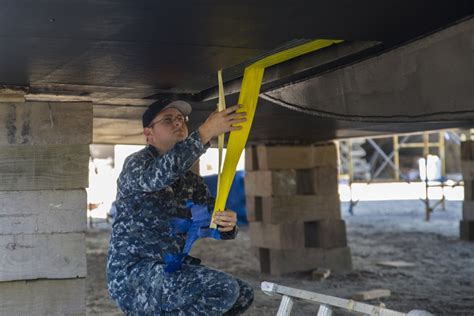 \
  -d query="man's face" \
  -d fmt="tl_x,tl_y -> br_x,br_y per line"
144,108 -> 189,148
